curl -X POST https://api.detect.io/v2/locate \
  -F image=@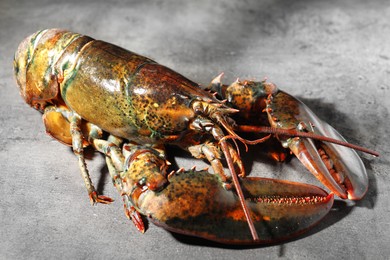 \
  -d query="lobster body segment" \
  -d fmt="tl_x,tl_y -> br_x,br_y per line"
15,29 -> 216,144
61,39 -> 210,142
13,29 -> 372,244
